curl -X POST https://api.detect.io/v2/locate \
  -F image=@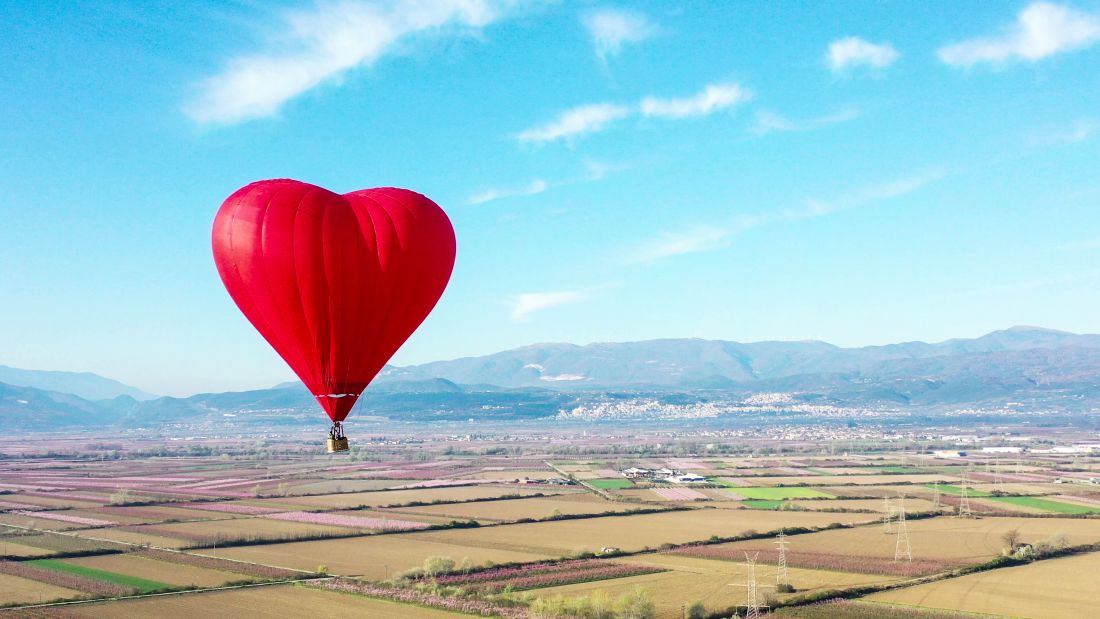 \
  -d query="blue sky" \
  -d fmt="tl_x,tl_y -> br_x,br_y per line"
2,1 -> 1100,396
